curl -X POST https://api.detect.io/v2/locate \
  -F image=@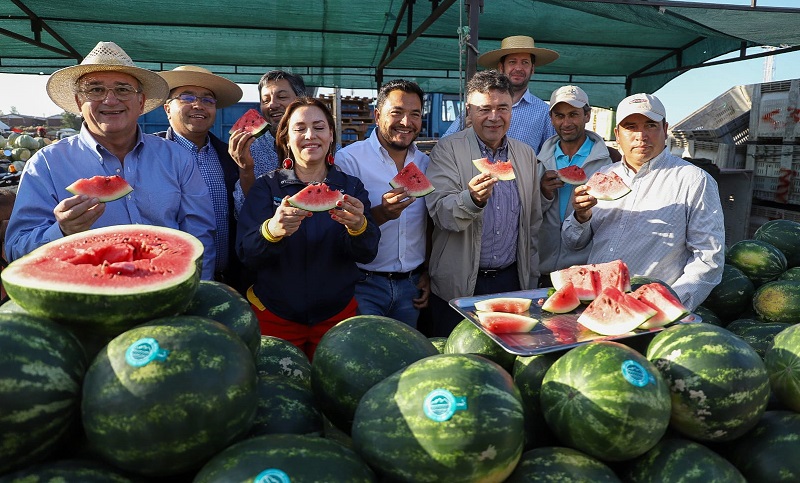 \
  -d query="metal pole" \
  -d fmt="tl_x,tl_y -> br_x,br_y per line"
465,0 -> 483,83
